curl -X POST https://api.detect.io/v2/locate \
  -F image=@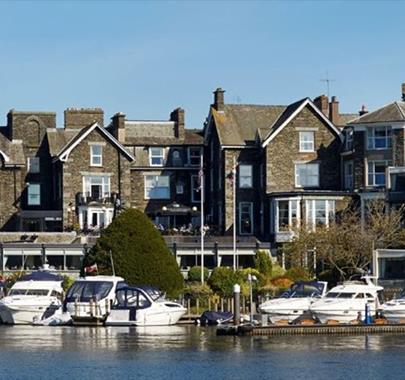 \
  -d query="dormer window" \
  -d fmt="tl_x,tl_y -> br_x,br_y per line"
90,145 -> 102,166
299,131 -> 314,152
149,147 -> 164,166
188,147 -> 201,166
